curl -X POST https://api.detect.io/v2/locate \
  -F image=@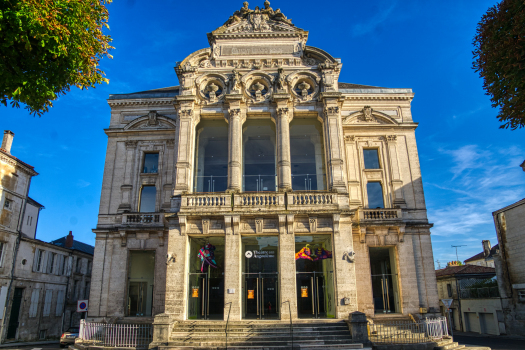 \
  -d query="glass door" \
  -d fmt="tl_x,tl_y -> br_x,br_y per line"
187,237 -> 225,320
243,273 -> 279,319
242,236 -> 279,320
188,272 -> 224,320
370,247 -> 400,314
295,235 -> 335,319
